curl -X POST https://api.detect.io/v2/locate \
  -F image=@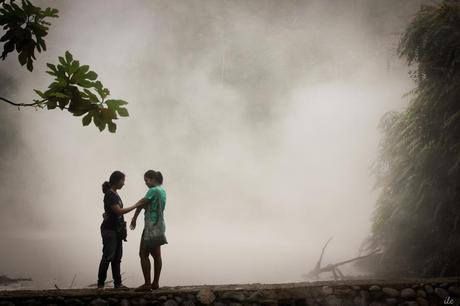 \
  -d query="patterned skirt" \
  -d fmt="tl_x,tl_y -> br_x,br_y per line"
142,219 -> 167,251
